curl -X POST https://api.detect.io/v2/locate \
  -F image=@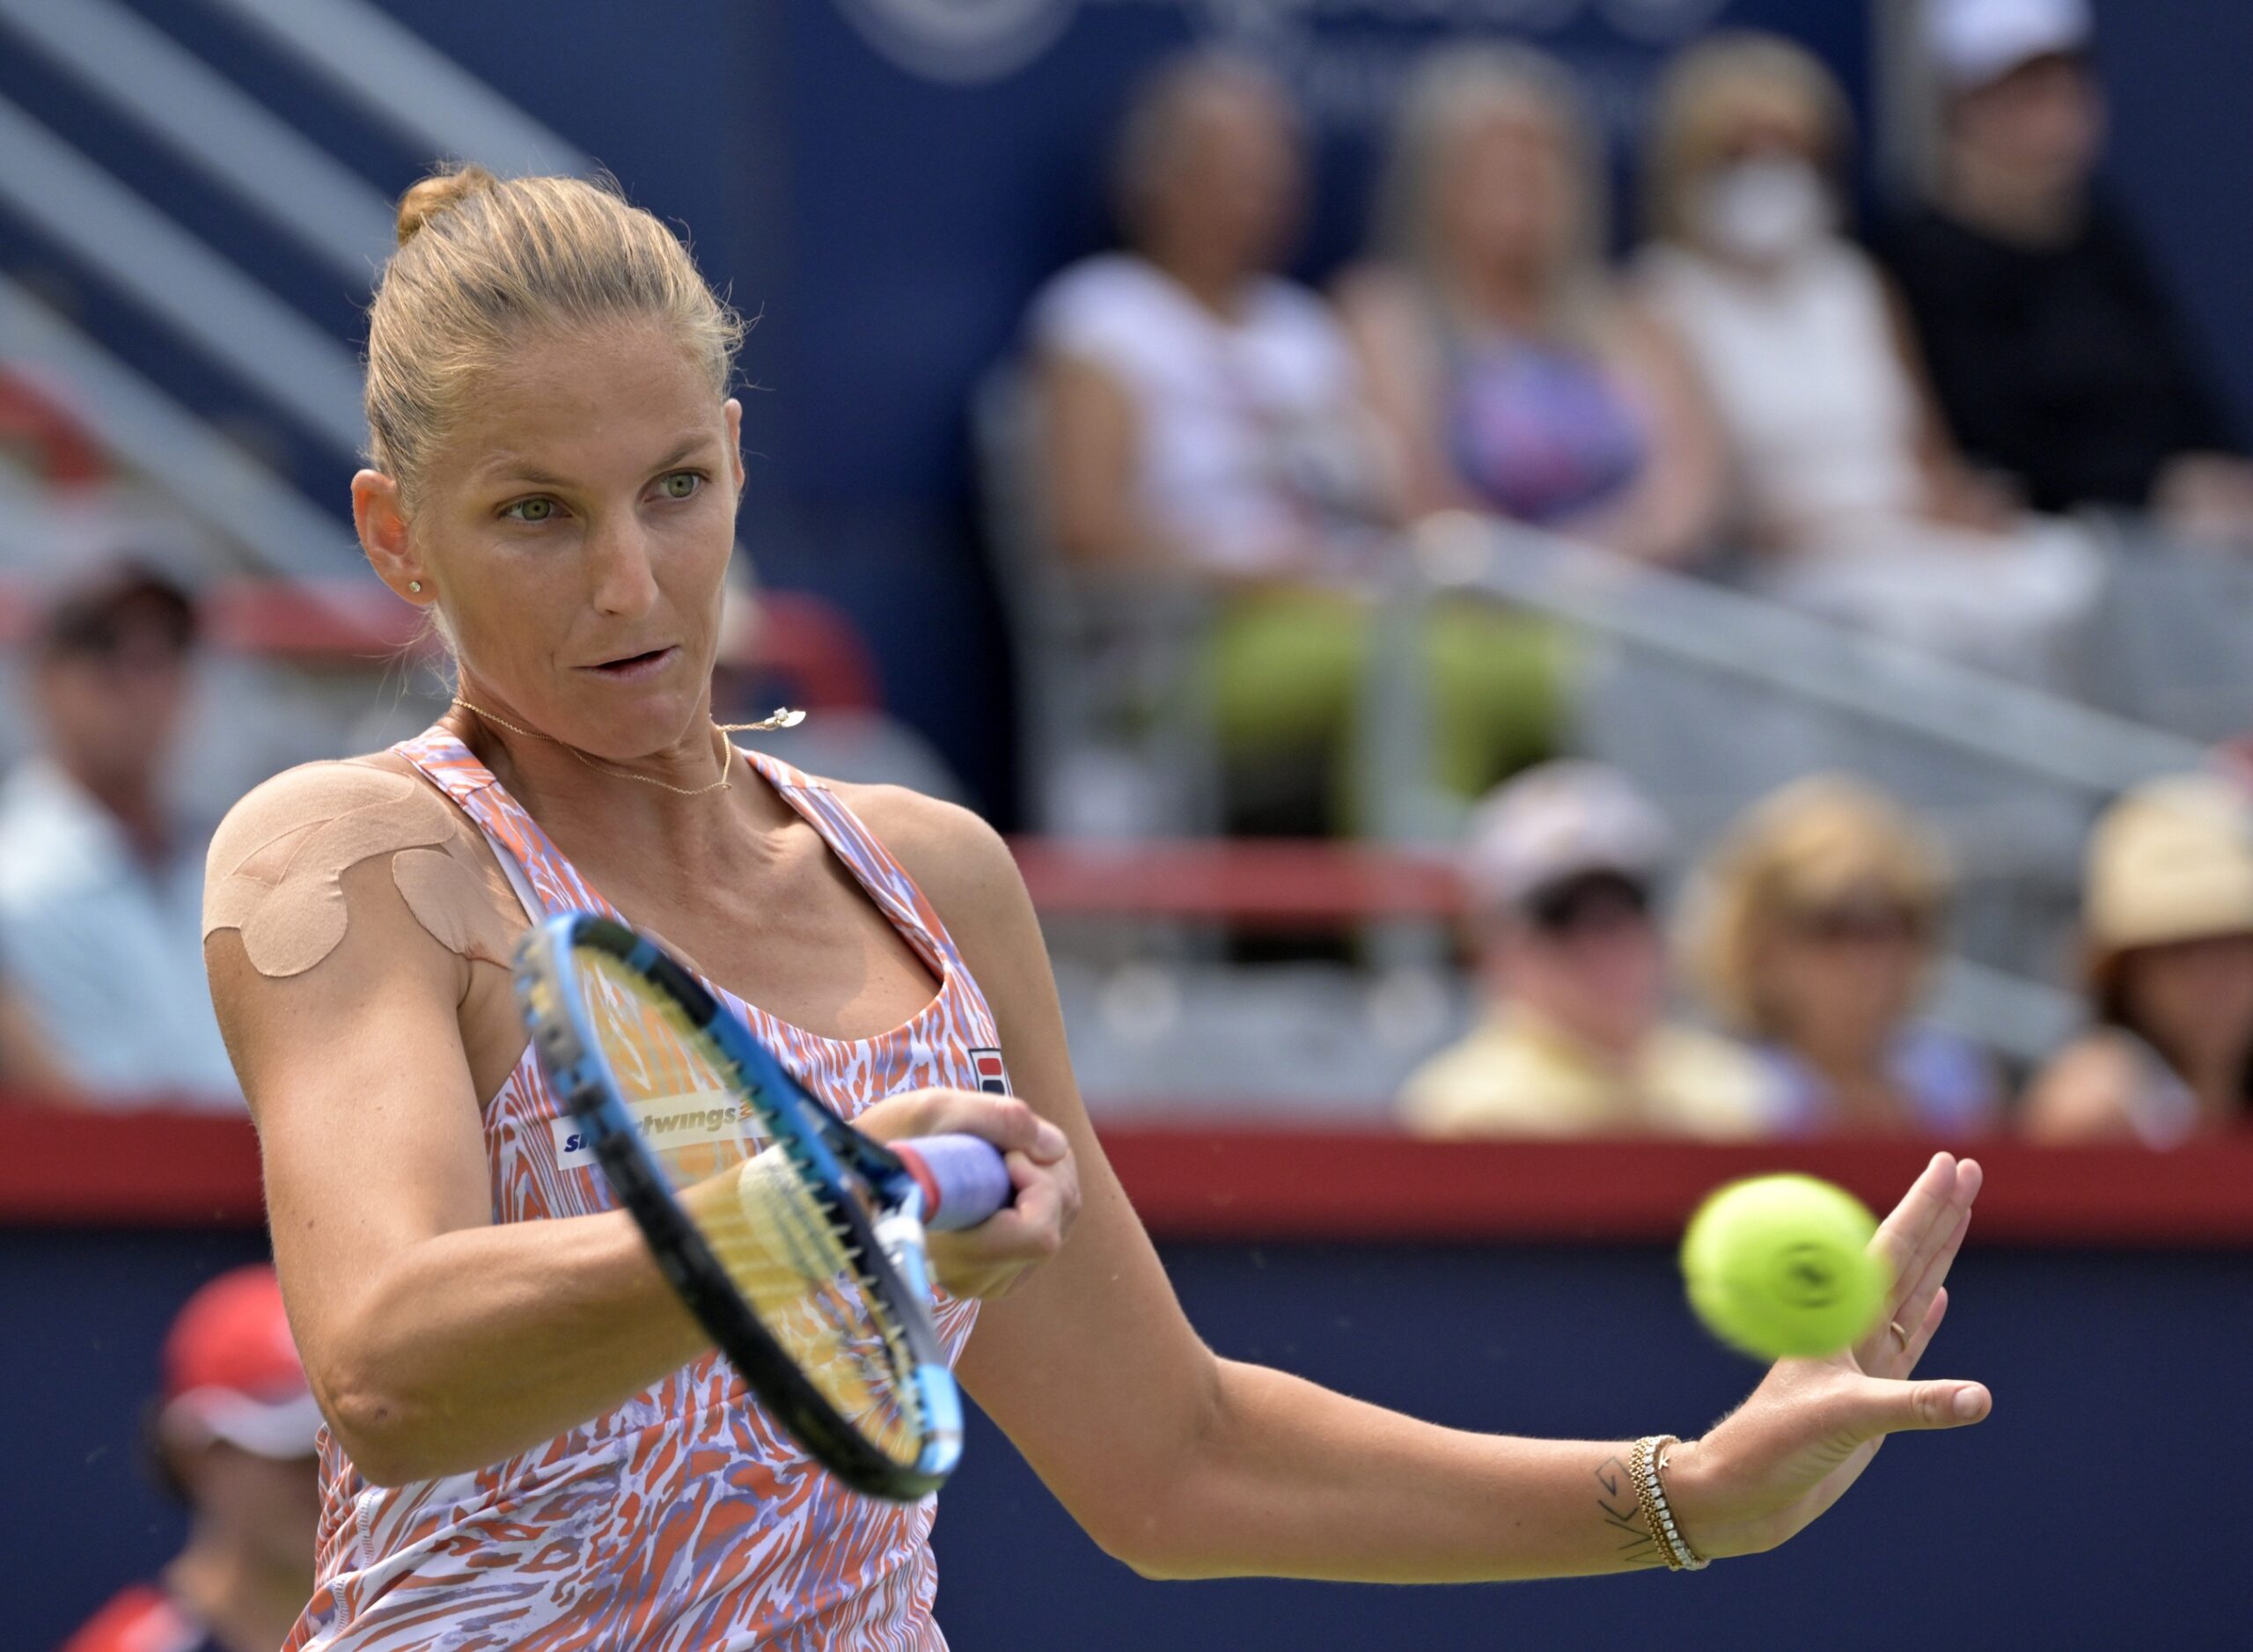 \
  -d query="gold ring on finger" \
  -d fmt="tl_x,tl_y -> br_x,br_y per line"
1889,1318 -> 1909,1349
